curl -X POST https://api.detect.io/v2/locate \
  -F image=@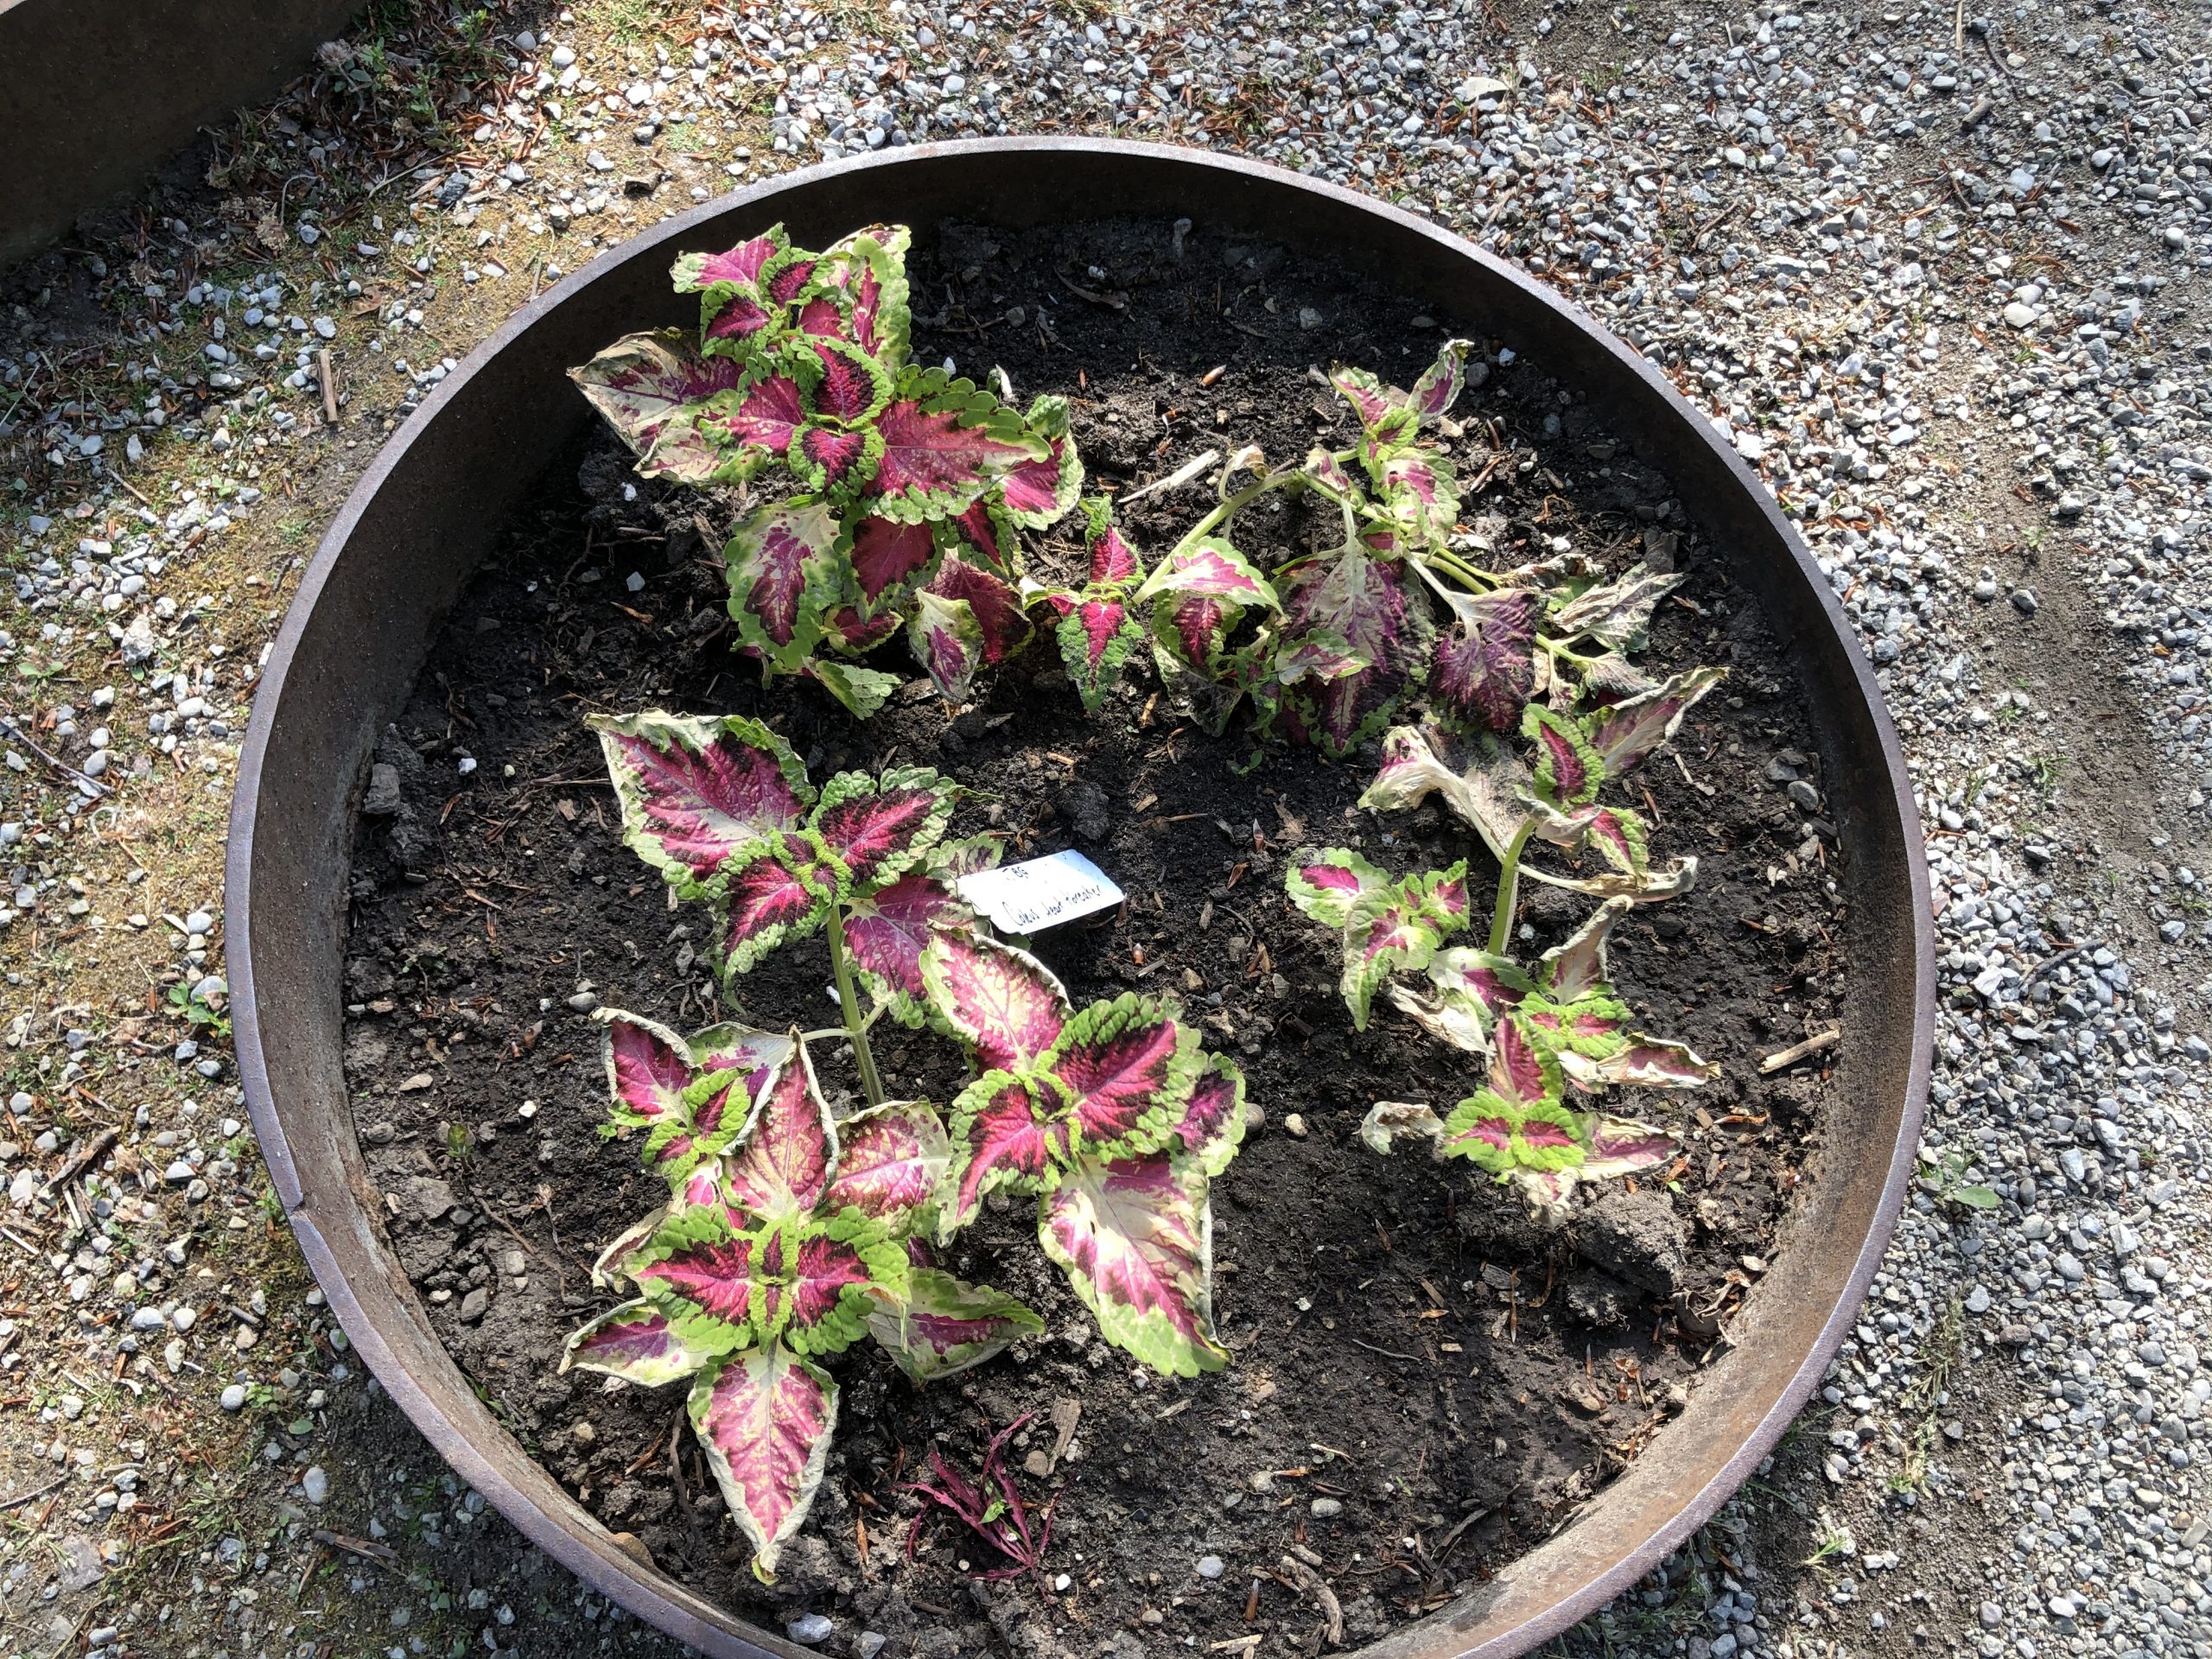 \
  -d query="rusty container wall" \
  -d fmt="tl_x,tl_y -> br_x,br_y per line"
227,141 -> 1933,1659
0,0 -> 365,271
